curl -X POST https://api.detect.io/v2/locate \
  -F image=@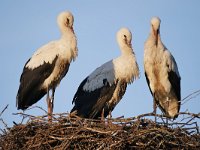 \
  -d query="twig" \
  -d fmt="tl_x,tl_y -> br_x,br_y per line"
27,105 -> 48,114
83,127 -> 112,134
181,89 -> 200,105
179,112 -> 200,118
0,104 -> 8,117
12,112 -> 35,118
0,118 -> 8,129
